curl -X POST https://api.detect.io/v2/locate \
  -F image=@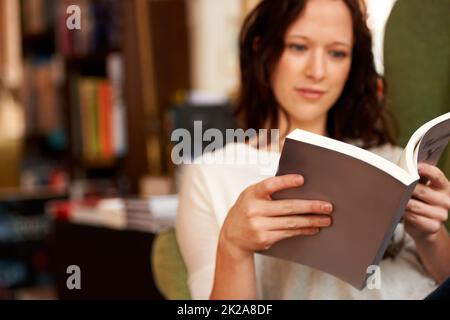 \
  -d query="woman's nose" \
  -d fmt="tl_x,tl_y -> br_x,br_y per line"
305,51 -> 326,81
